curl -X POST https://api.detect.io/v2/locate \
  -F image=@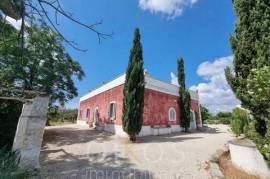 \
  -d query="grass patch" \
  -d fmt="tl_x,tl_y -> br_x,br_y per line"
0,147 -> 30,179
